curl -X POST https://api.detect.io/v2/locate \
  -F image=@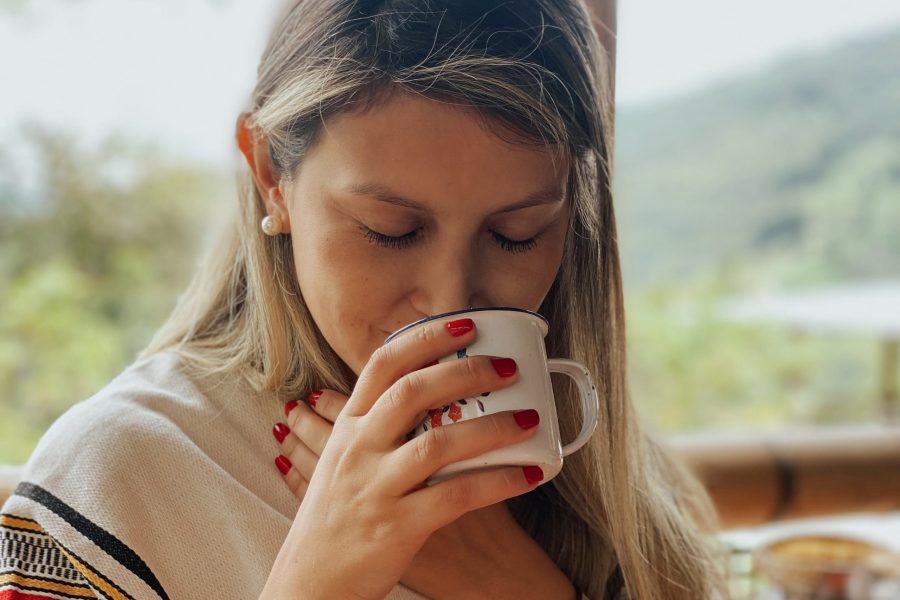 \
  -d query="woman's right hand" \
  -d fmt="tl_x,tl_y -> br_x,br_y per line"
261,318 -> 543,599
